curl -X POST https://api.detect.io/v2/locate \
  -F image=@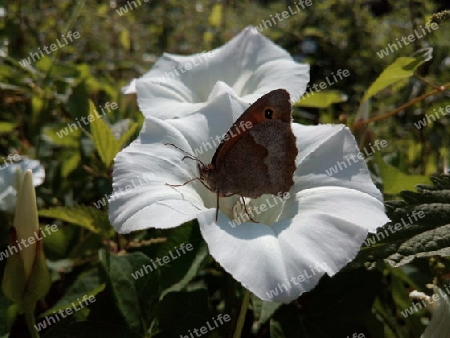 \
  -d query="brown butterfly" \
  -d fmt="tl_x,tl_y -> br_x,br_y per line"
166,88 -> 298,221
